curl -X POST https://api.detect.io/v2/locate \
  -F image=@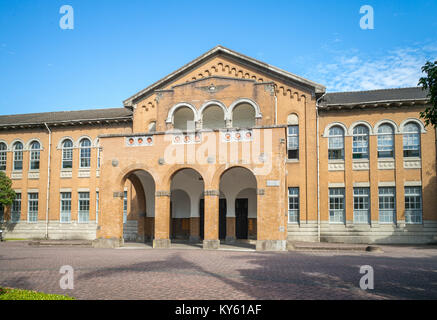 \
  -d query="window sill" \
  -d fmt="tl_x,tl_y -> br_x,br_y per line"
286,159 -> 299,163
